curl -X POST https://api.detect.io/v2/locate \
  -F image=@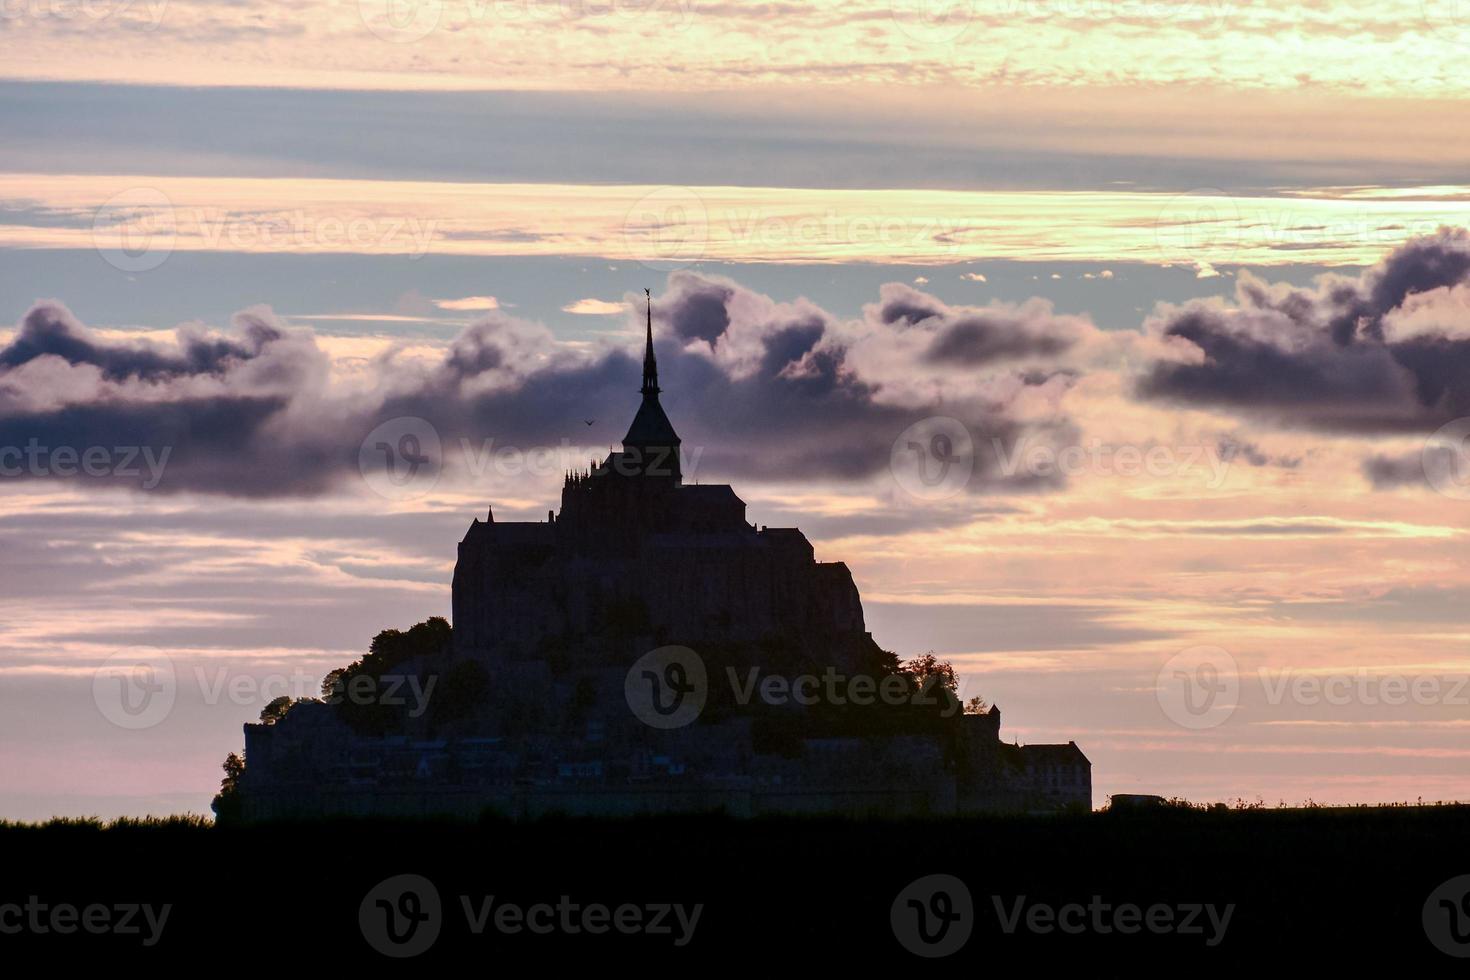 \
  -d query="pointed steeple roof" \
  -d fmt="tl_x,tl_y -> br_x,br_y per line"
622,288 -> 681,473
641,287 -> 659,396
